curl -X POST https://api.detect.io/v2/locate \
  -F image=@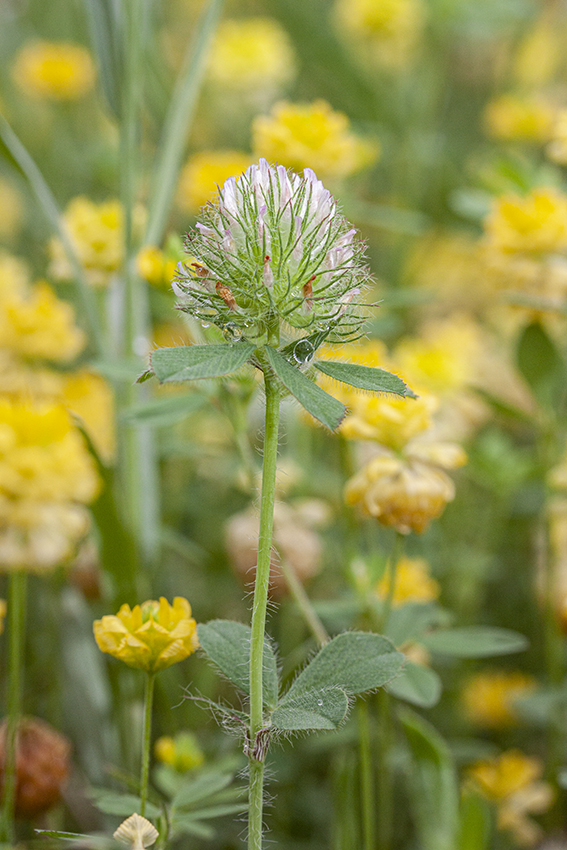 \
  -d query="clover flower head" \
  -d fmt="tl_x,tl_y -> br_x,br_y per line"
93,597 -> 199,673
174,159 -> 370,347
